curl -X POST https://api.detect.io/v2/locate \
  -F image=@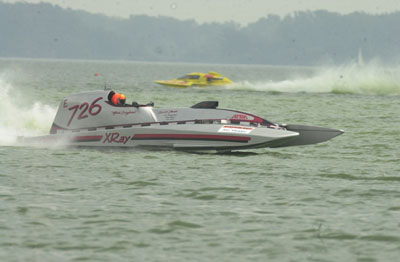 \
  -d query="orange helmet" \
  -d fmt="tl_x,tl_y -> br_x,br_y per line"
119,94 -> 126,105
112,93 -> 126,105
